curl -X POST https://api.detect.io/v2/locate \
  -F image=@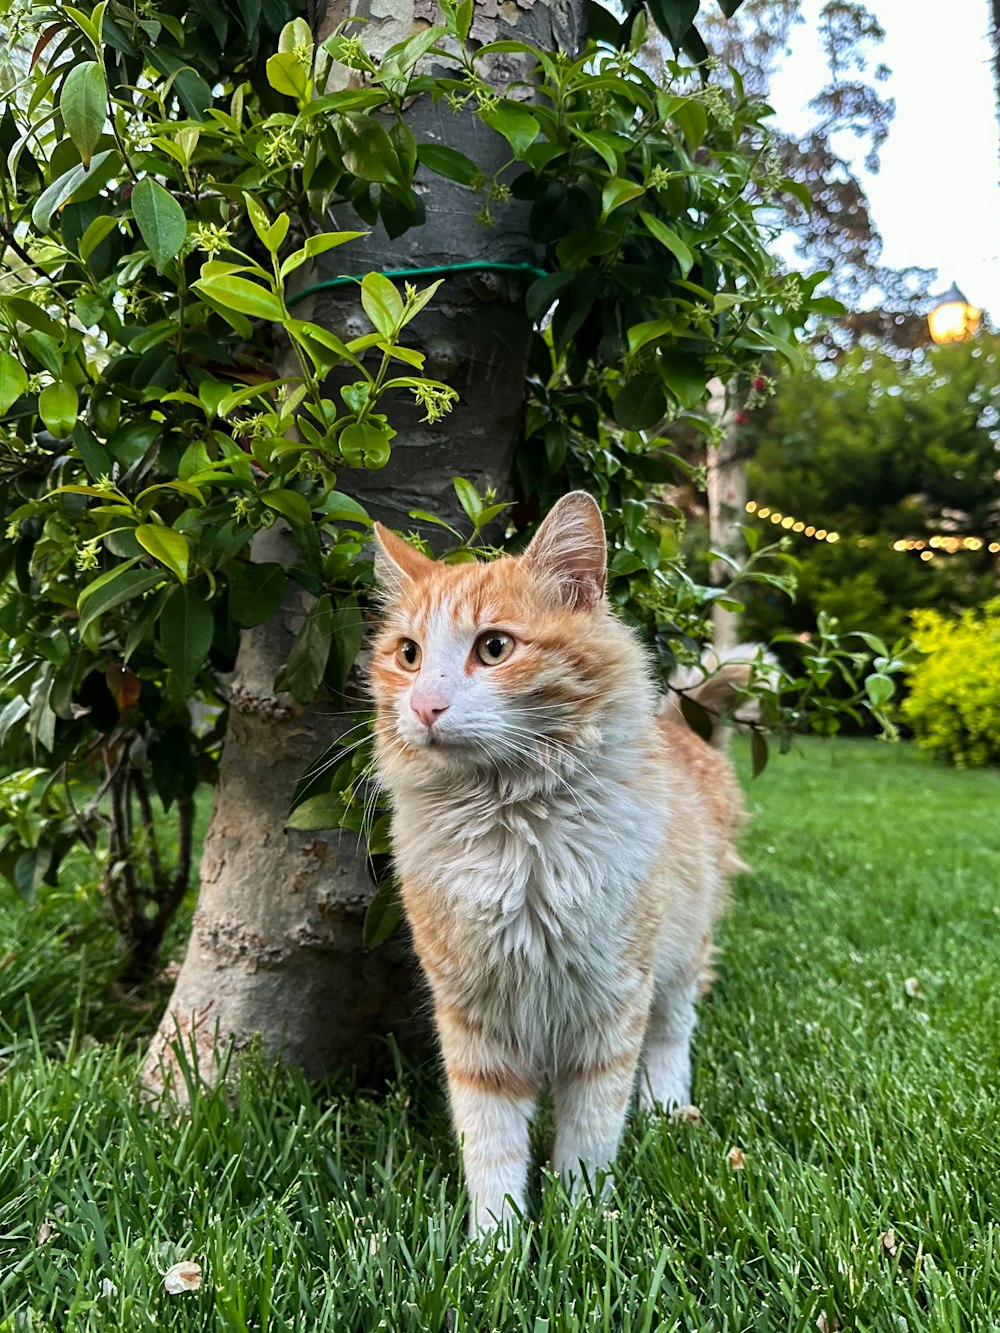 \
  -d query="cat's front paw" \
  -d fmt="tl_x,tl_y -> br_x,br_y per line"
467,1193 -> 522,1242
554,1160 -> 616,1207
